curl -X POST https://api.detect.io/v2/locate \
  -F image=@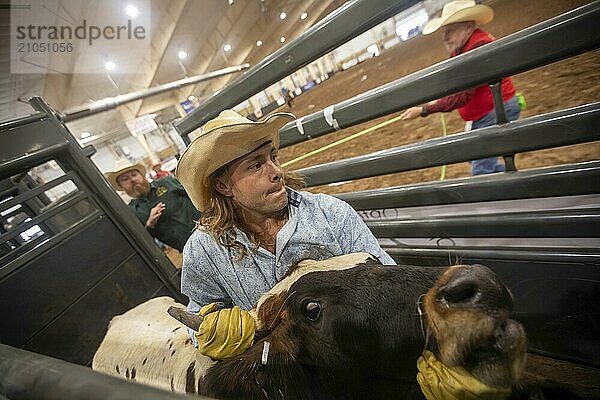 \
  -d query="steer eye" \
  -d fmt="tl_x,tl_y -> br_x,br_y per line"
305,301 -> 321,321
